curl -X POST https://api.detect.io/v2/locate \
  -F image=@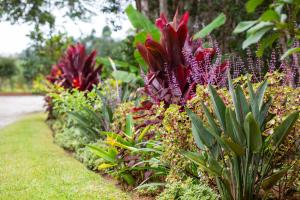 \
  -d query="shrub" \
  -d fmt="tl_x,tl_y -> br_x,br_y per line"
47,43 -> 102,91
0,57 -> 18,86
49,87 -> 103,149
158,178 -> 218,200
88,114 -> 168,187
75,140 -> 103,170
183,74 -> 299,200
